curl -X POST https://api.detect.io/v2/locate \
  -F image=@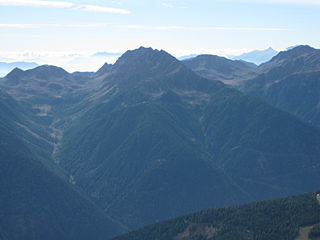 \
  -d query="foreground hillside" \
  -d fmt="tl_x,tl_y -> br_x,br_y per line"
112,192 -> 320,240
